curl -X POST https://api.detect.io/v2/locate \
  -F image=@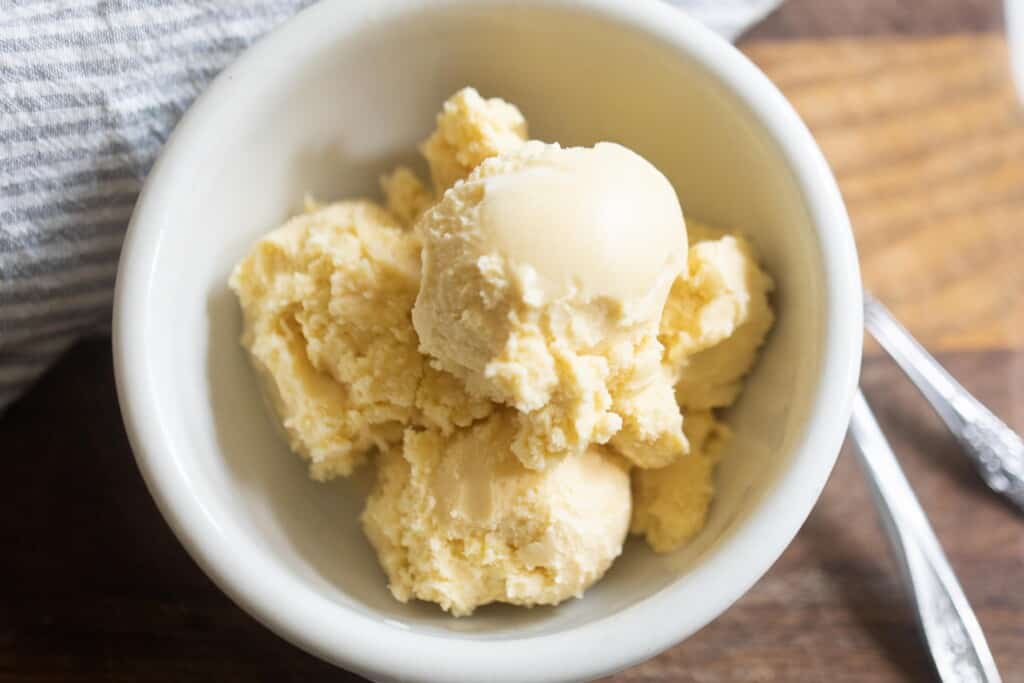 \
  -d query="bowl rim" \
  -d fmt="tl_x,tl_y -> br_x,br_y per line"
112,1 -> 863,681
